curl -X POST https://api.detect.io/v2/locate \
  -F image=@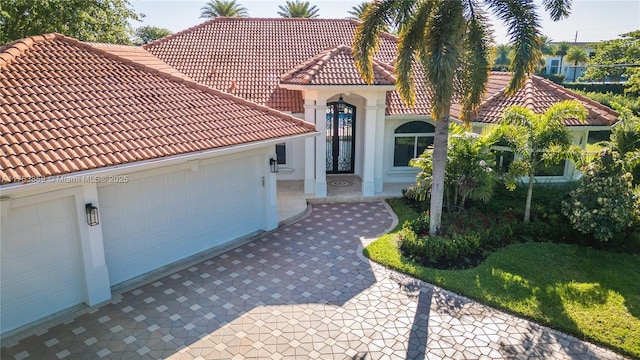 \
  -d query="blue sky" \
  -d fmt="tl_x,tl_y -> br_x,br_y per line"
130,0 -> 639,44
